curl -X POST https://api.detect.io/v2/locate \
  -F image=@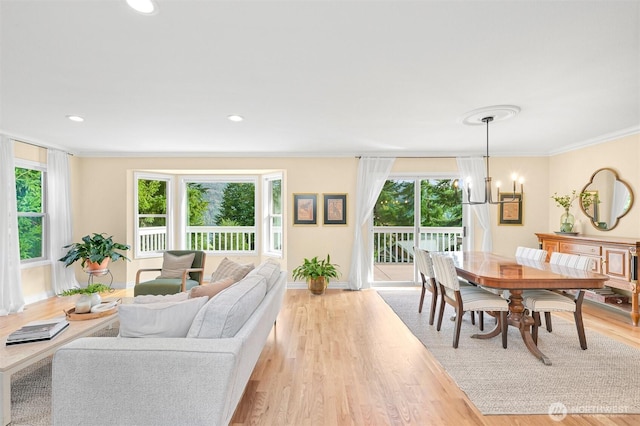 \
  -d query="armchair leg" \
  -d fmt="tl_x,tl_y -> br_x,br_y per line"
418,283 -> 426,313
478,311 -> 484,331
